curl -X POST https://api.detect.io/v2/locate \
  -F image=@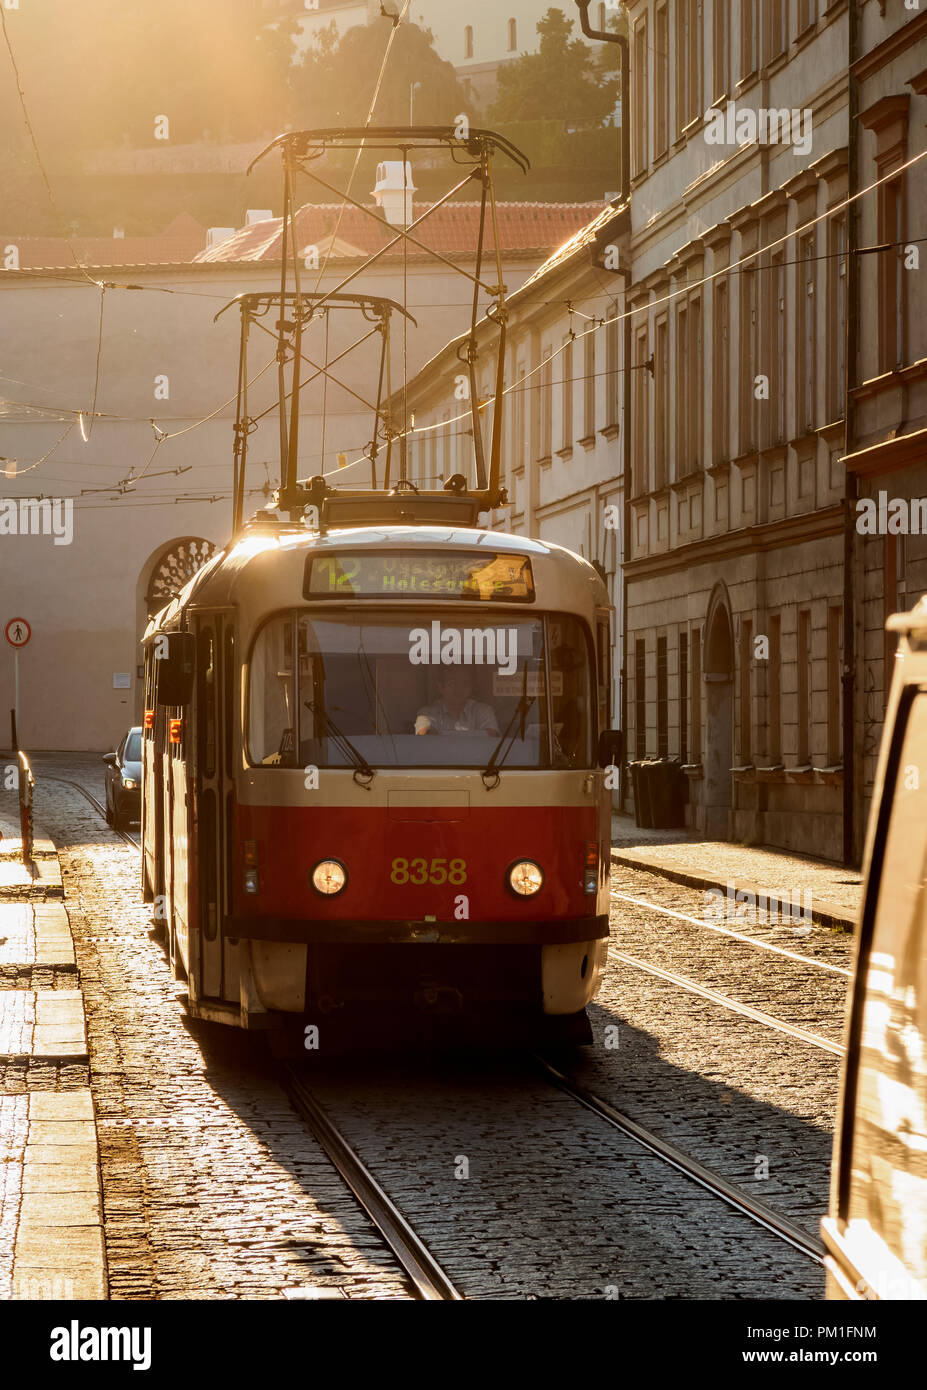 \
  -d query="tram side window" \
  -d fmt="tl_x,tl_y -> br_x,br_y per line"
549,615 -> 594,768
249,616 -> 297,765
845,691 -> 927,1291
